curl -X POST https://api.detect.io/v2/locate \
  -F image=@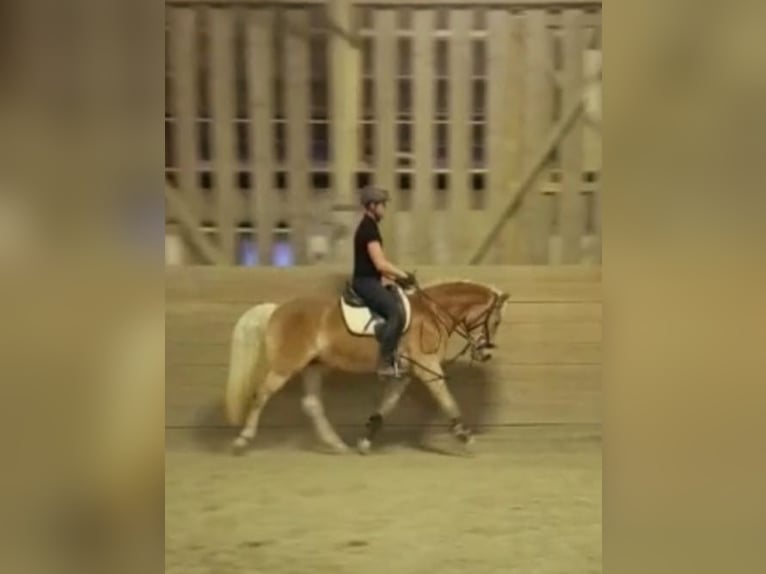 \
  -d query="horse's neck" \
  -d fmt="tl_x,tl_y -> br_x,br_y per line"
422,283 -> 489,327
